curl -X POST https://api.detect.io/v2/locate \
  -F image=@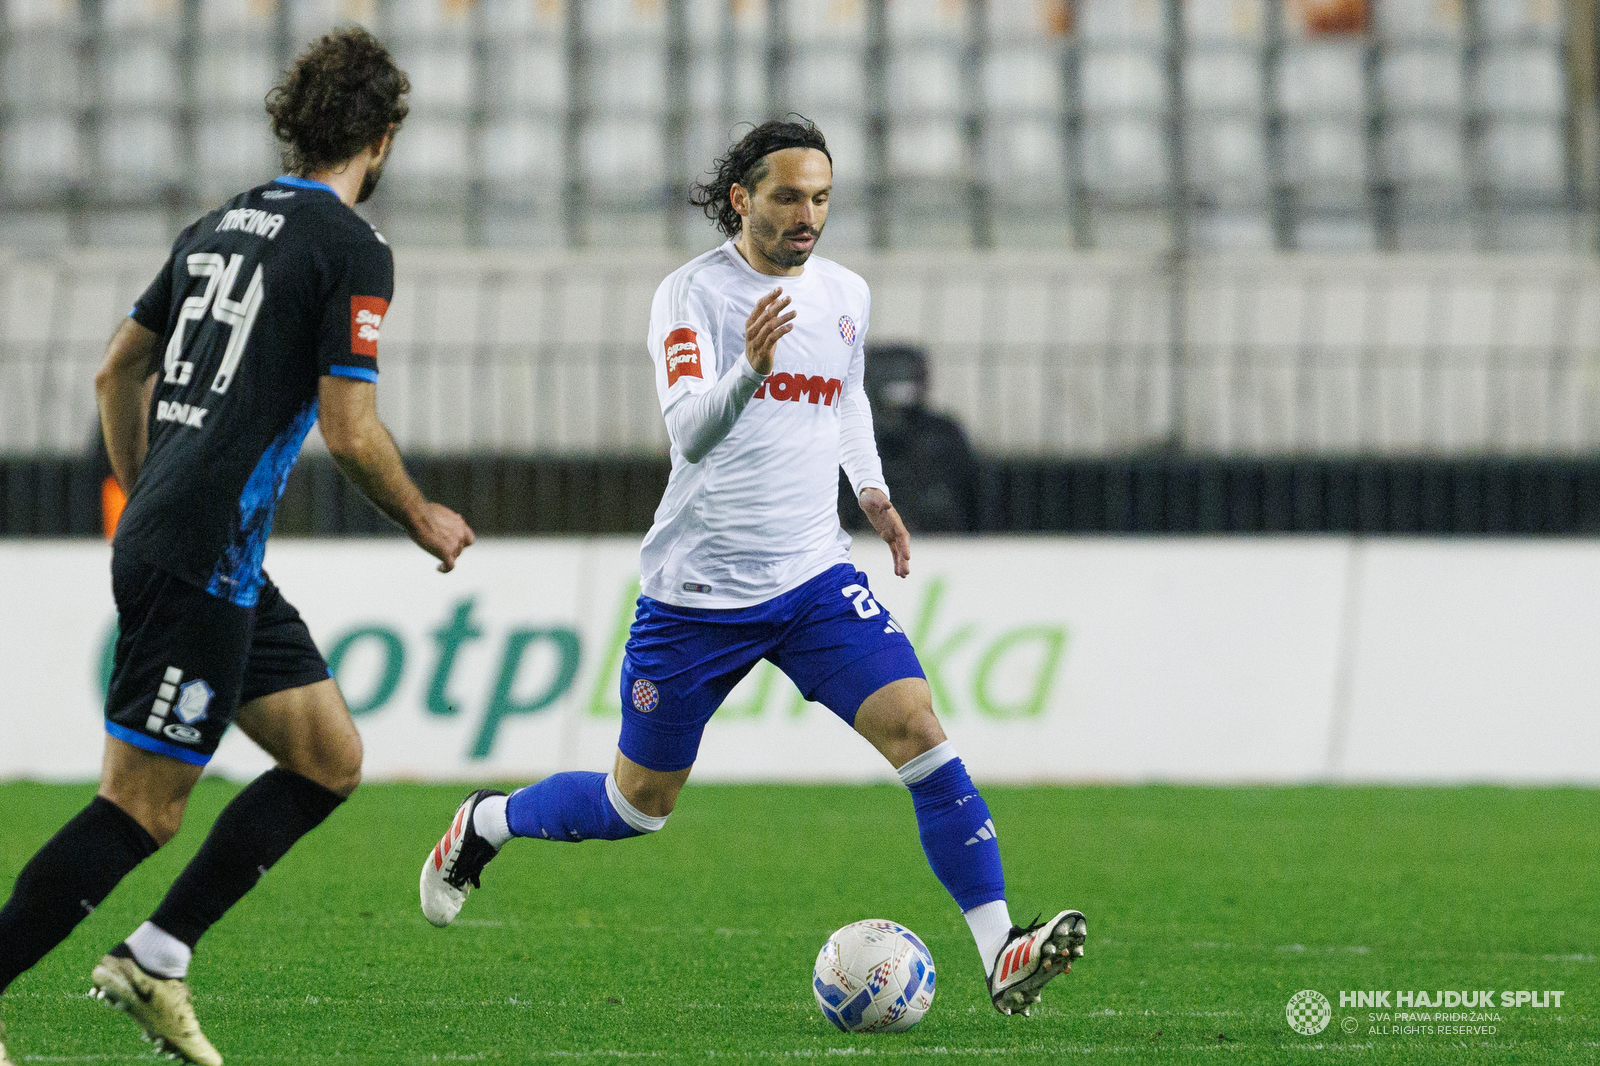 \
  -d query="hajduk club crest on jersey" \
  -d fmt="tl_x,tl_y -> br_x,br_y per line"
631,679 -> 660,713
838,315 -> 856,345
